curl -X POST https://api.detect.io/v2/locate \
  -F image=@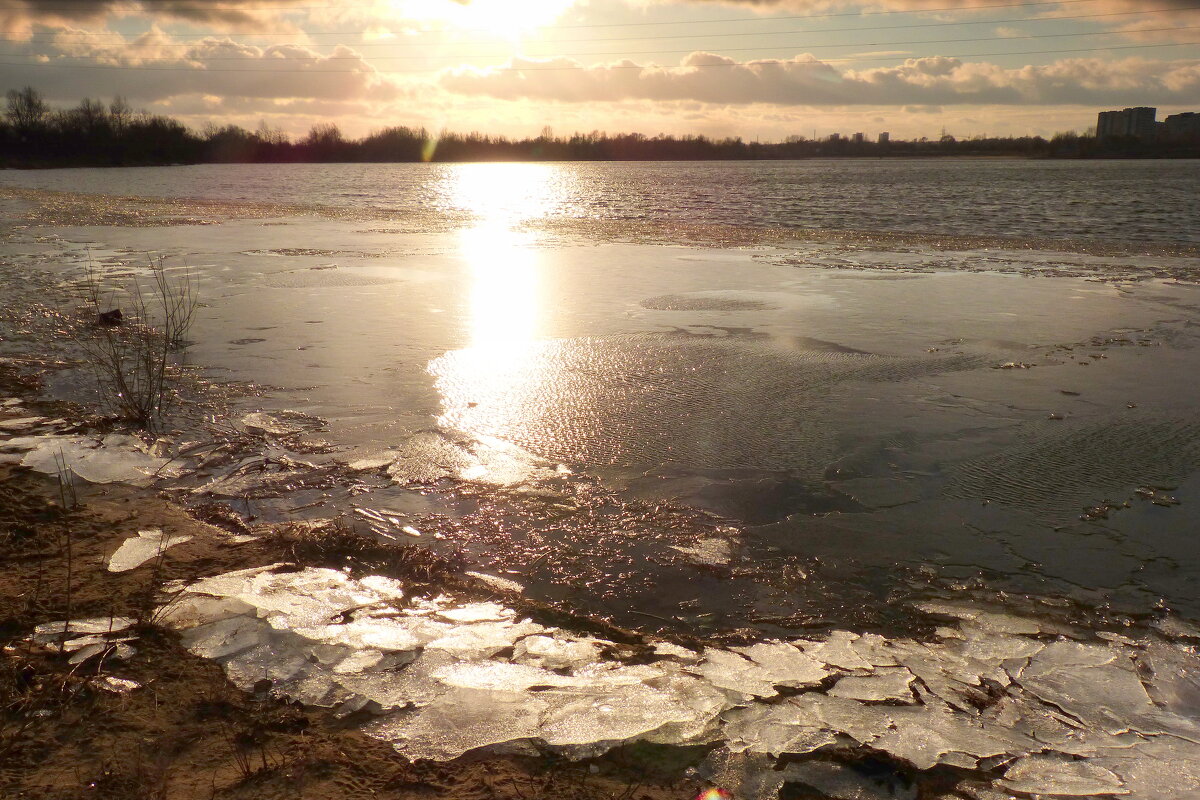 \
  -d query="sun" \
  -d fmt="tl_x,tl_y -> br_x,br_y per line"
391,0 -> 575,40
